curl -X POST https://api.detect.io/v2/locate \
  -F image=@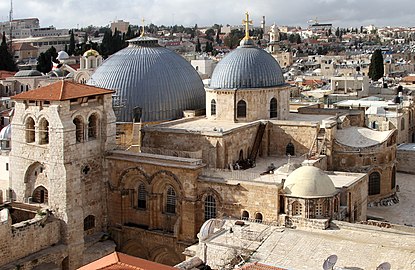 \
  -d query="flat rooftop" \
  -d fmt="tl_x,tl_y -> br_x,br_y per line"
204,220 -> 415,270
145,113 -> 336,135
201,156 -> 365,188
397,143 -> 415,151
